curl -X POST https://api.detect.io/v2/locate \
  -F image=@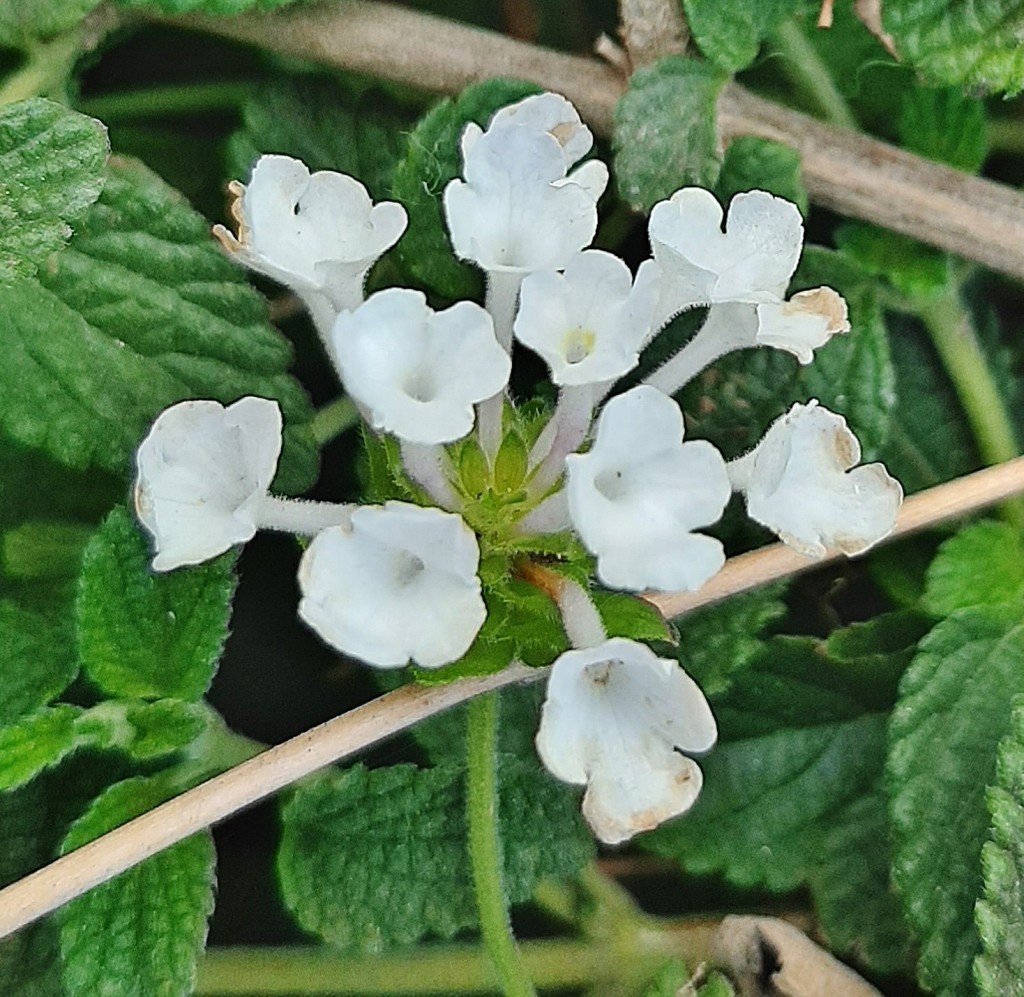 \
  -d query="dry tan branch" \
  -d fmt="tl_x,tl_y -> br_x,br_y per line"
162,0 -> 1024,281
0,458 -> 1022,940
